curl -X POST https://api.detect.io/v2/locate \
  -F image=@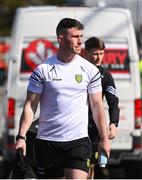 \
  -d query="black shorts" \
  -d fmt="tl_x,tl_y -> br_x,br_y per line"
34,137 -> 91,178
90,142 -> 99,164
